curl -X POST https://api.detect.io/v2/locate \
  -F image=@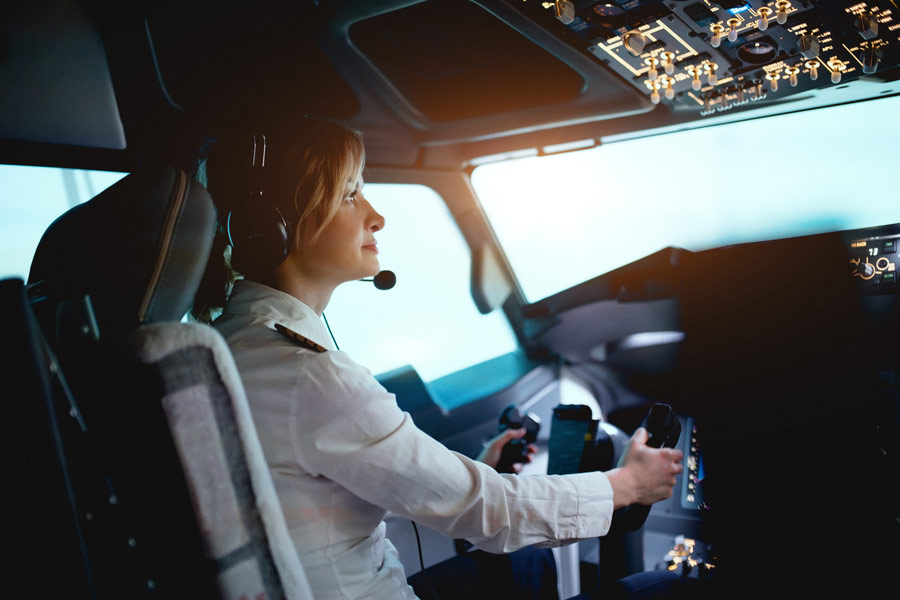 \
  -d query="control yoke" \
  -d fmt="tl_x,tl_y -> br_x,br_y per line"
608,403 -> 682,535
